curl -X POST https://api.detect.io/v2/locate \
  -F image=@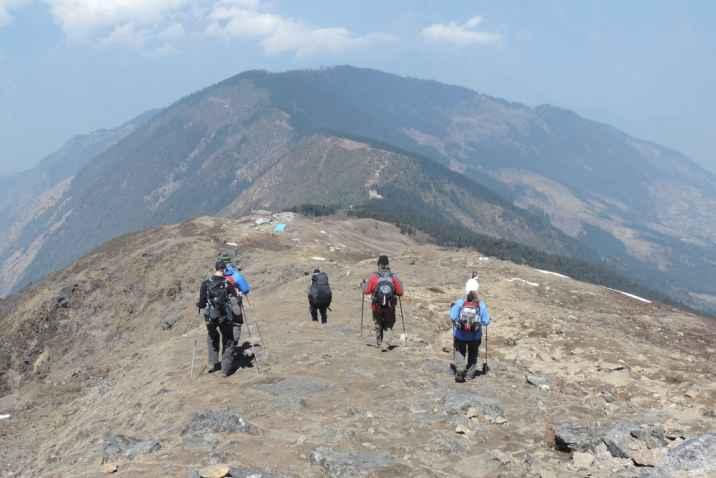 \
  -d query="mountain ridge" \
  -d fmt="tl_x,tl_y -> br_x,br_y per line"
1,65 -> 715,314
